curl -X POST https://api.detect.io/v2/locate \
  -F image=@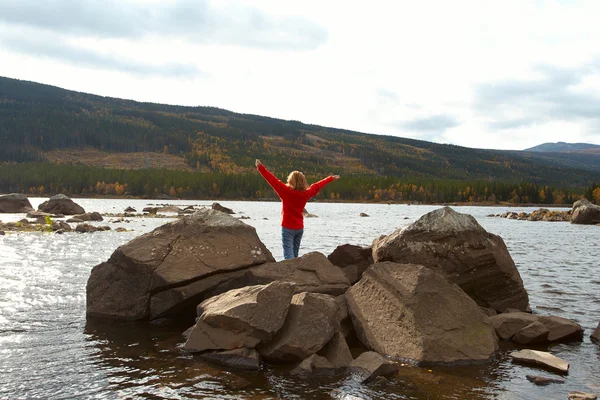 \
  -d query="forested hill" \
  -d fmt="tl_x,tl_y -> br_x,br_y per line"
1,76 -> 598,189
